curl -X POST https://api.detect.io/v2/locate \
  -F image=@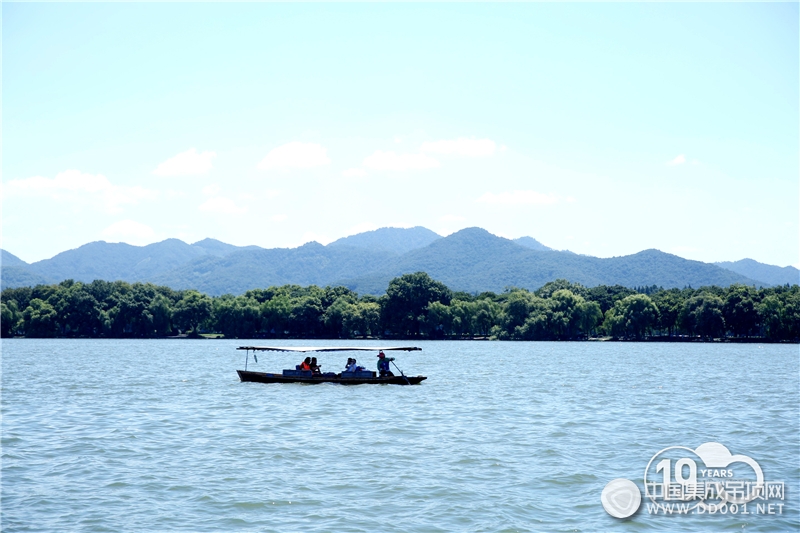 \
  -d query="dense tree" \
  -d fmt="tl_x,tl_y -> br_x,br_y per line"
214,295 -> 259,338
650,289 -> 684,336
380,272 -> 452,337
289,296 -> 324,337
586,285 -> 638,314
515,297 -> 556,340
261,294 -> 292,336
22,299 -> 59,337
342,301 -> 380,338
723,285 -> 760,337
322,296 -> 354,338
51,283 -> 102,336
173,290 -> 213,335
424,301 -> 452,338
680,293 -> 726,338
2,275 -> 797,341
604,294 -> 659,339
578,300 -> 603,337
536,279 -> 587,299
758,296 -> 784,340
500,290 -> 538,333
149,294 -> 174,336
1,301 -> 22,337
